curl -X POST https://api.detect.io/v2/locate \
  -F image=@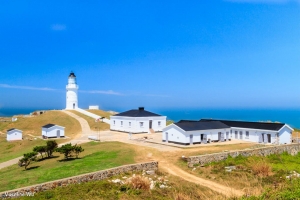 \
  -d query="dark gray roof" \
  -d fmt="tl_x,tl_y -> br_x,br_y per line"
175,121 -> 230,131
69,72 -> 76,78
7,128 -> 17,132
114,107 -> 161,117
42,124 -> 56,128
200,119 -> 286,131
